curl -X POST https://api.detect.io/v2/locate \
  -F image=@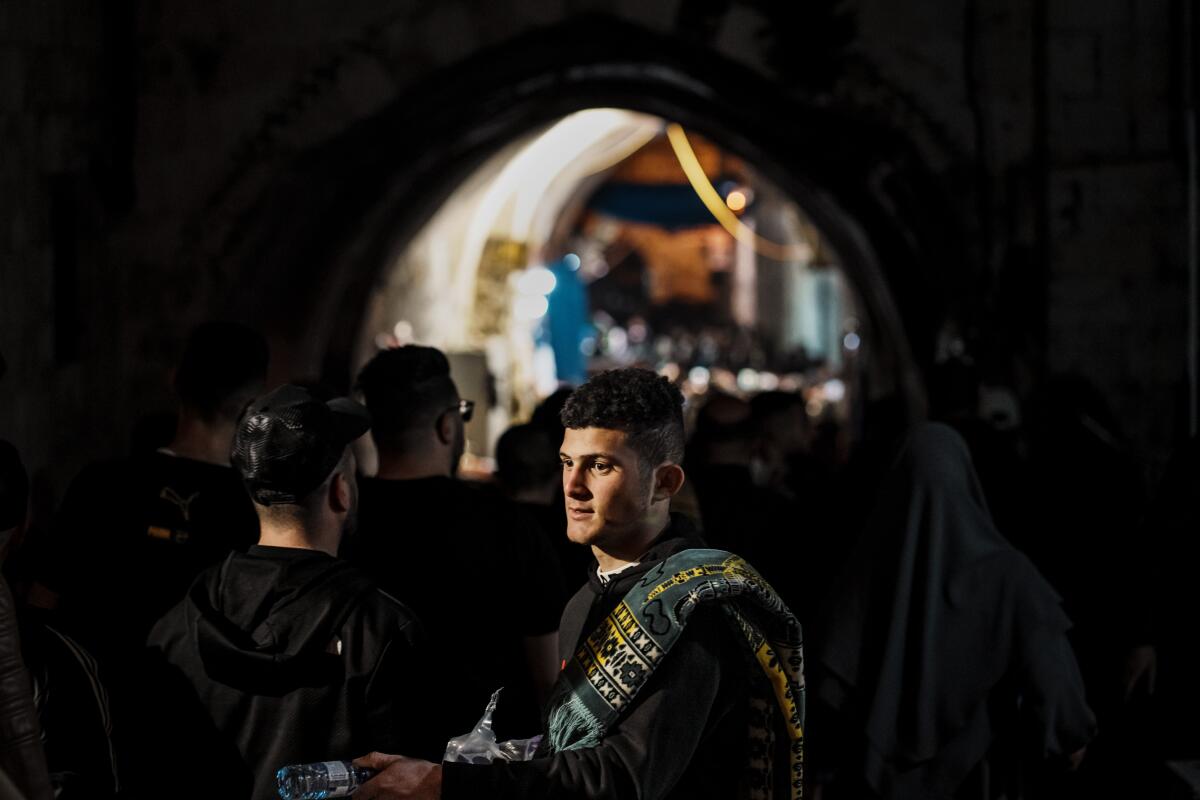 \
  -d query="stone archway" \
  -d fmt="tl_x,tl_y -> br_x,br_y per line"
209,15 -> 959,415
